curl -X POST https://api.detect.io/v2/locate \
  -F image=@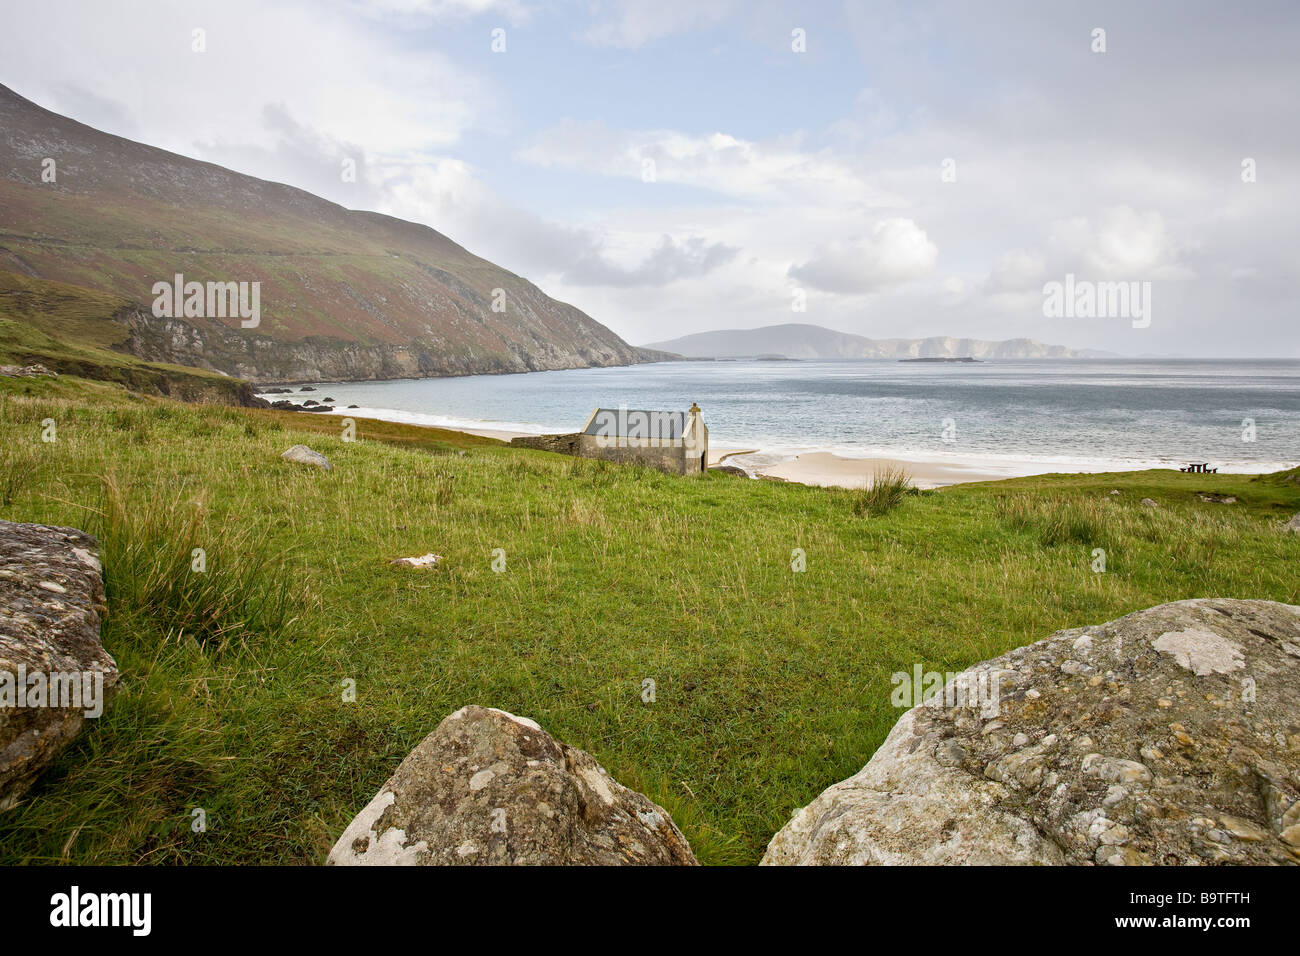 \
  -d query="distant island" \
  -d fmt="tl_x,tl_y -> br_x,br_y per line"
900,357 -> 981,363
644,323 -> 1115,361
